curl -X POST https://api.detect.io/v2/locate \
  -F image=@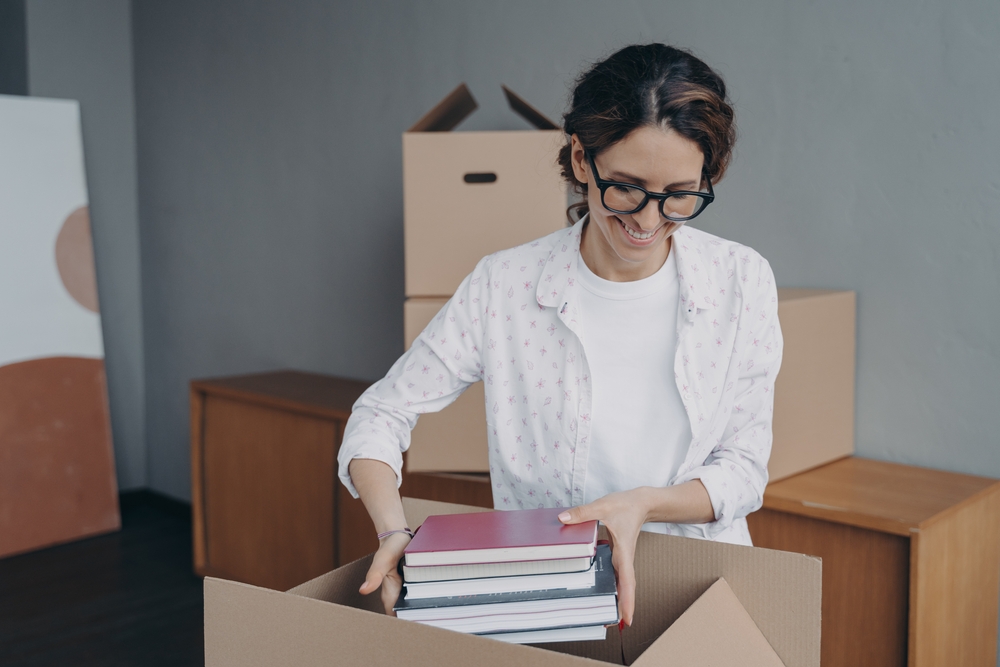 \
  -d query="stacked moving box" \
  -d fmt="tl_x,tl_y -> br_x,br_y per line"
402,84 -> 567,473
